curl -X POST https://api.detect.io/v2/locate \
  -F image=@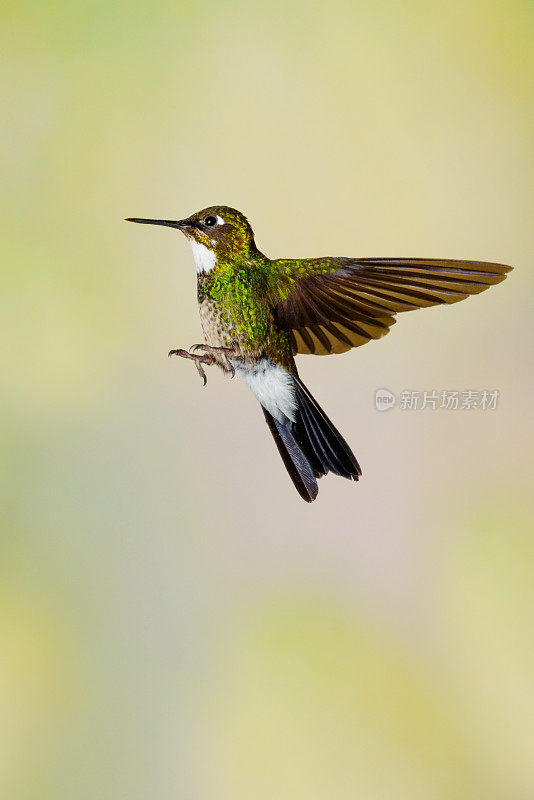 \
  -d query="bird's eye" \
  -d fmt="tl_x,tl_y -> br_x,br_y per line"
204,216 -> 217,227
